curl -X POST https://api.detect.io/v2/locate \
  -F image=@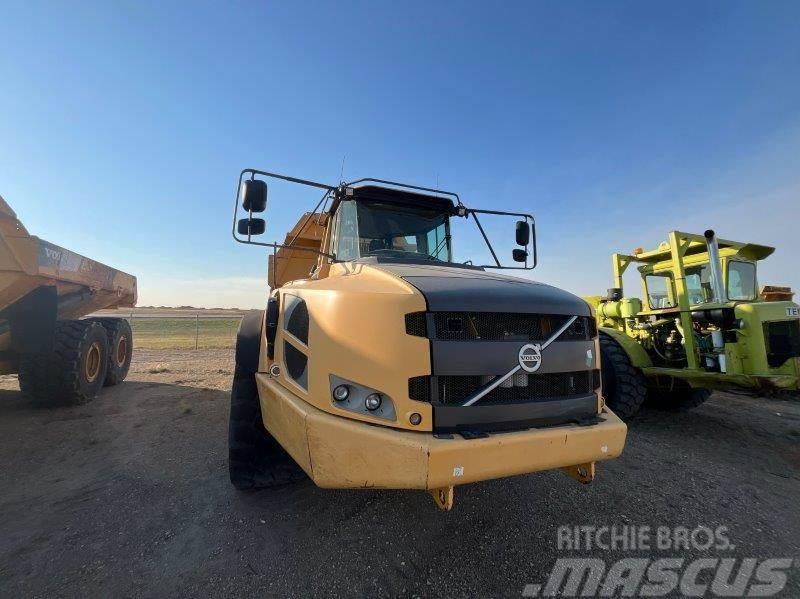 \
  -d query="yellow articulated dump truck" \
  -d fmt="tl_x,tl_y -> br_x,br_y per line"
0,196 -> 136,405
227,169 -> 627,510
